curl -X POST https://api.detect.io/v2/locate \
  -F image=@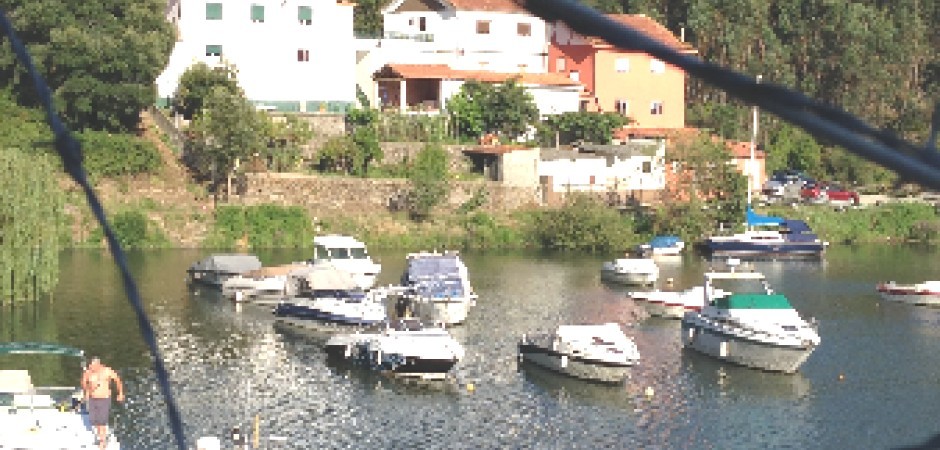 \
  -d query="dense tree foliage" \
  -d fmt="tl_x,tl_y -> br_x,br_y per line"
446,80 -> 540,141
407,142 -> 450,221
0,149 -> 64,301
668,134 -> 747,224
173,63 -> 242,120
0,0 -> 175,132
537,111 -> 631,146
531,194 -> 636,252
